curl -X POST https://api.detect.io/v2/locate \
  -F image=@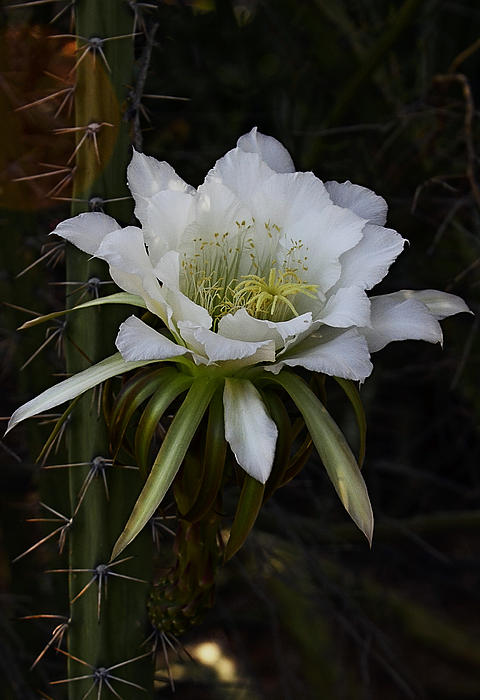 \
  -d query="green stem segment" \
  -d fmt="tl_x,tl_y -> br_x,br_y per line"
65,1 -> 153,697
